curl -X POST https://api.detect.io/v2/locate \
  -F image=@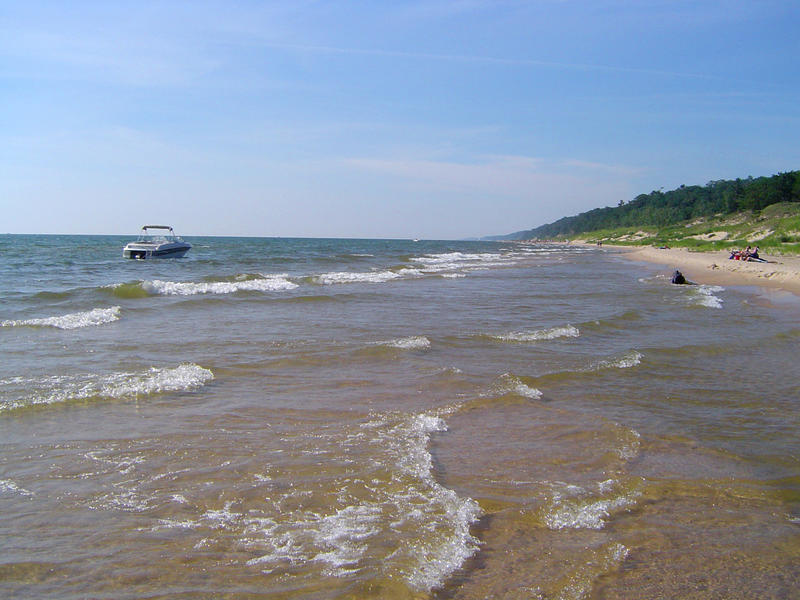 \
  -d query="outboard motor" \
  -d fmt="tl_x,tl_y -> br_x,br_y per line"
671,270 -> 686,285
